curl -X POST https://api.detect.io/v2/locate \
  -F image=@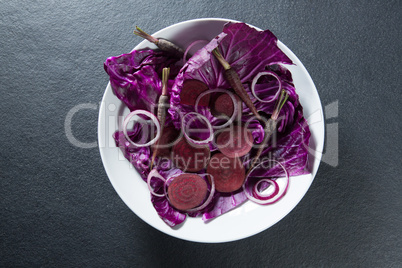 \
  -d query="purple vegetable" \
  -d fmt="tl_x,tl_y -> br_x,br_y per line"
246,89 -> 289,175
243,64 -> 300,132
134,26 -> 185,59
113,129 -> 151,181
180,79 -> 210,106
150,67 -> 171,169
168,174 -> 208,211
212,47 -> 261,120
105,22 -> 311,226
151,194 -> 187,227
106,49 -> 188,226
206,153 -> 245,193
104,49 -> 179,114
204,112 -> 311,221
169,22 -> 292,126
150,171 -> 187,226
